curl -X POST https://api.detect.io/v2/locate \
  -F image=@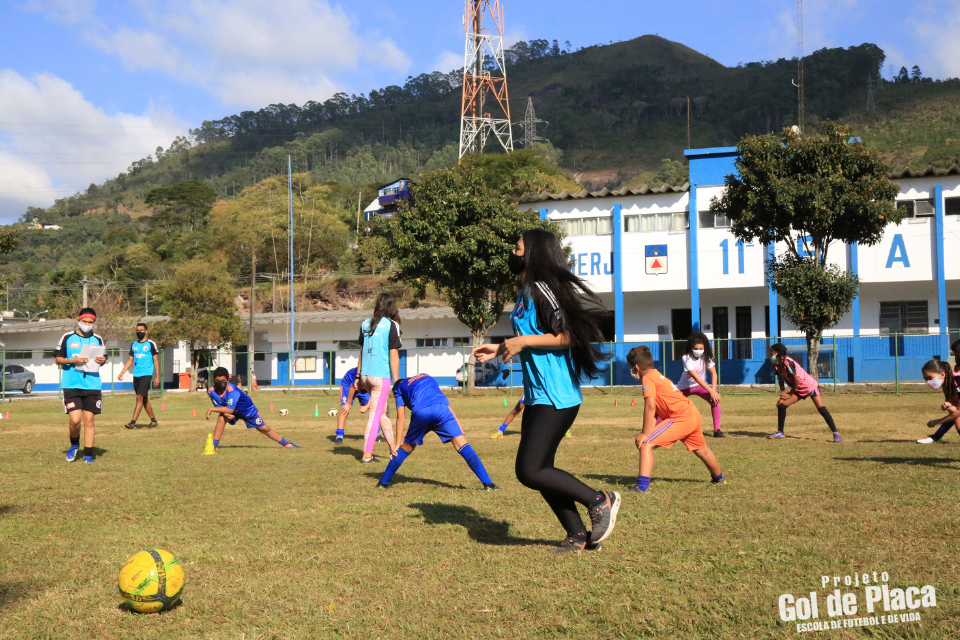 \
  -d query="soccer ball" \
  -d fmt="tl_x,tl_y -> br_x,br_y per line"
279,408 -> 289,416
118,549 -> 185,613
327,408 -> 338,417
